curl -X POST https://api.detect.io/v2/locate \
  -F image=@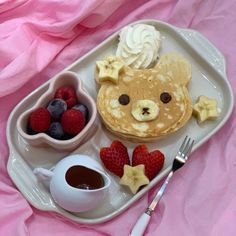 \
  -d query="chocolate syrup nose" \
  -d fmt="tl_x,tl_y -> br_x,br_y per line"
65,166 -> 105,190
142,107 -> 150,115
